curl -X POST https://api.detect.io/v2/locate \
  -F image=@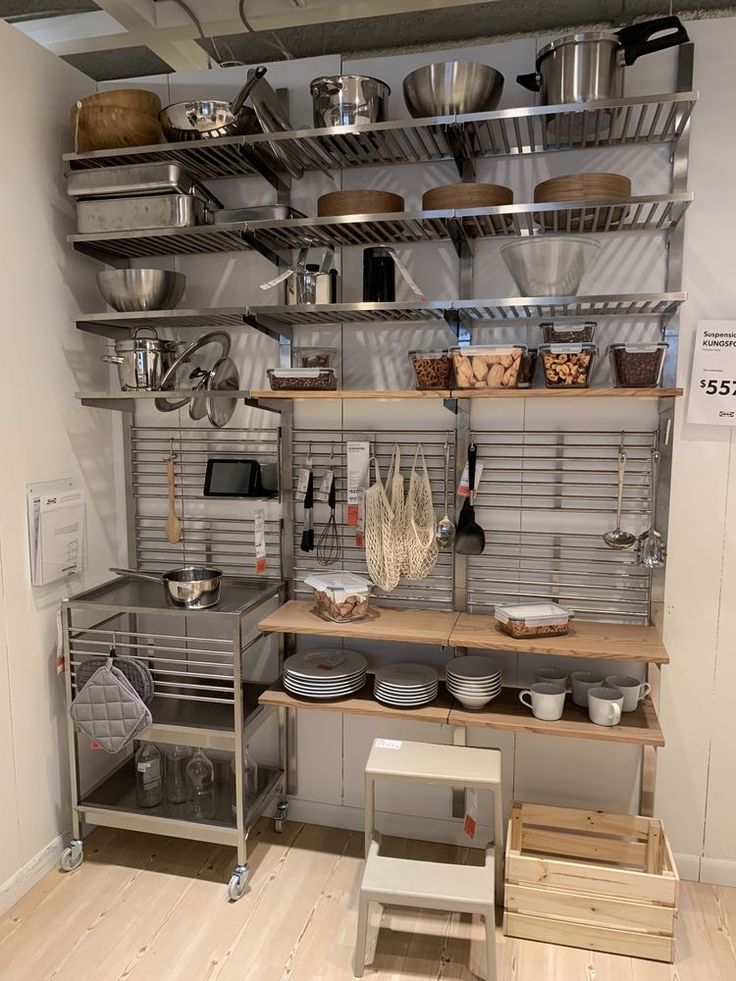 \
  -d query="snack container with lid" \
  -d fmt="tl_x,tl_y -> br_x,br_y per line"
609,342 -> 668,387
495,602 -> 574,638
539,342 -> 596,387
304,571 -> 373,622
409,349 -> 453,389
517,347 -> 538,388
267,367 -> 337,391
292,347 -> 337,369
540,321 -> 597,344
450,344 -> 525,389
